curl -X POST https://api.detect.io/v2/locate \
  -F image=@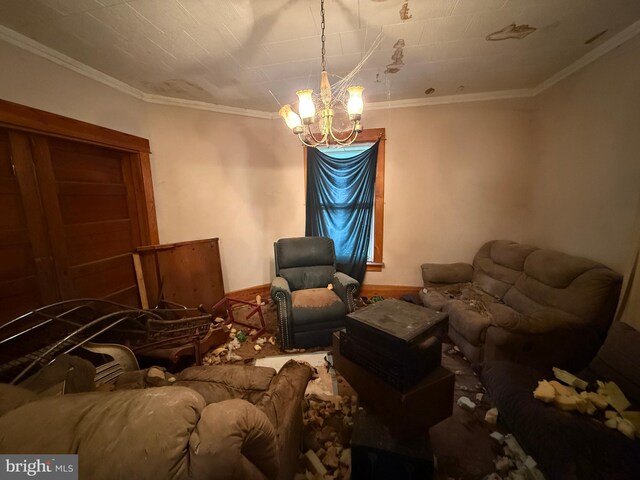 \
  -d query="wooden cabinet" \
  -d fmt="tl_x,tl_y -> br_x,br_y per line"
136,238 -> 225,311
0,100 -> 157,326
